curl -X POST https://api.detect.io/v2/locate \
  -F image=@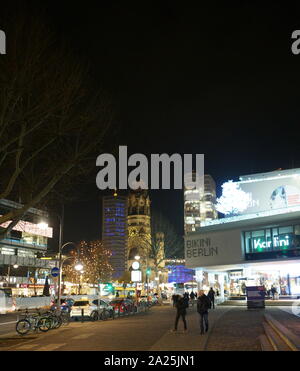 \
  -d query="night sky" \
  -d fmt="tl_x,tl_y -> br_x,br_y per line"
3,2 -> 300,248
